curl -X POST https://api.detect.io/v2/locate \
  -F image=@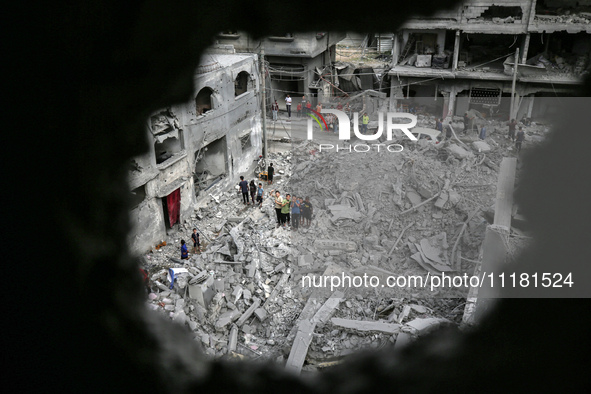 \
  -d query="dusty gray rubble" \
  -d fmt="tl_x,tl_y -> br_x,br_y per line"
139,119 -> 538,369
